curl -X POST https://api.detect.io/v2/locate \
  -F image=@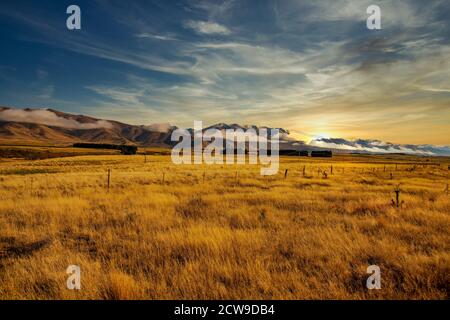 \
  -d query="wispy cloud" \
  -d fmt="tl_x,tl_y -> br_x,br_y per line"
38,85 -> 54,99
86,85 -> 145,105
135,33 -> 178,41
184,20 -> 231,35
